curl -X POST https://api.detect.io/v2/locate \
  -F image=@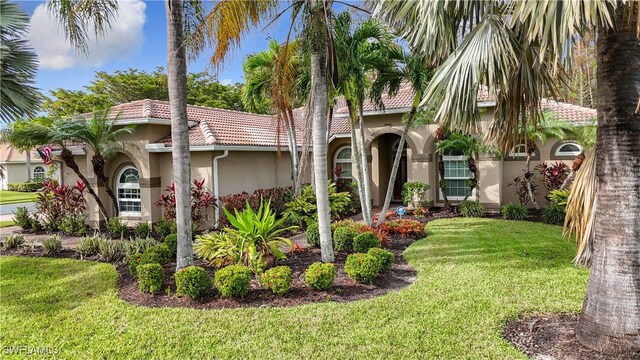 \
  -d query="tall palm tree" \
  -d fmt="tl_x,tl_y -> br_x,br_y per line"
373,0 -> 640,353
243,40 -> 302,195
1,118 -> 110,220
371,49 -> 434,225
0,0 -> 40,123
58,109 -> 135,216
188,0 -> 350,262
